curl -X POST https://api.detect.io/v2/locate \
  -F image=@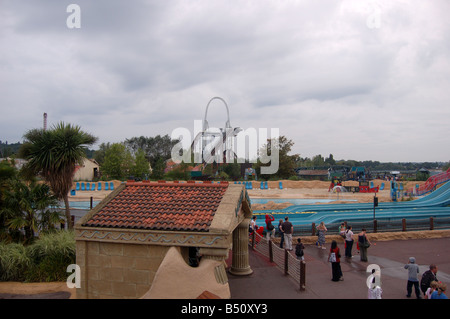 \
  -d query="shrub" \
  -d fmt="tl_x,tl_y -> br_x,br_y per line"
25,230 -> 76,282
0,243 -> 31,281
0,230 -> 75,282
